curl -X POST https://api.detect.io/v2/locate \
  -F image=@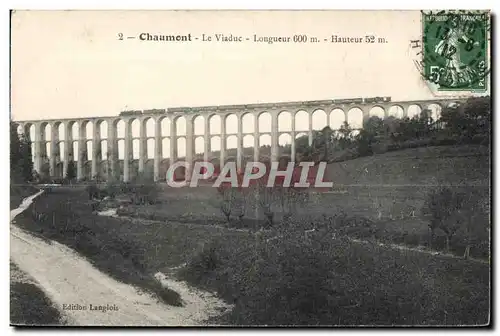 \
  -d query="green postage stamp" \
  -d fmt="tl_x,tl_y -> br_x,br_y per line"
422,10 -> 490,92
